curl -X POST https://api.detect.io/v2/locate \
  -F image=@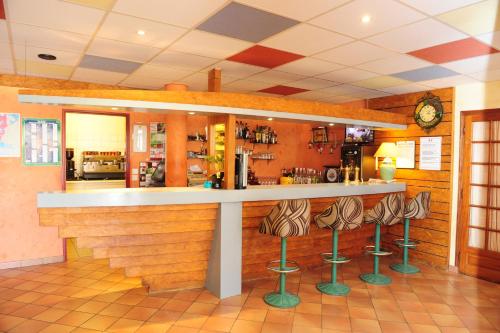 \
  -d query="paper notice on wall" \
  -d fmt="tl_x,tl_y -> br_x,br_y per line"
396,141 -> 415,169
419,137 -> 442,170
23,118 -> 61,165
